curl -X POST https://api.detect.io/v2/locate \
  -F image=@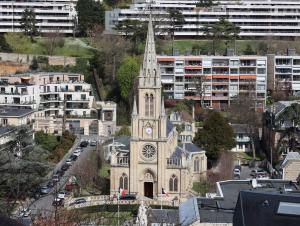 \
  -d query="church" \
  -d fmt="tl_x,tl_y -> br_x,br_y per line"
110,16 -> 207,199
